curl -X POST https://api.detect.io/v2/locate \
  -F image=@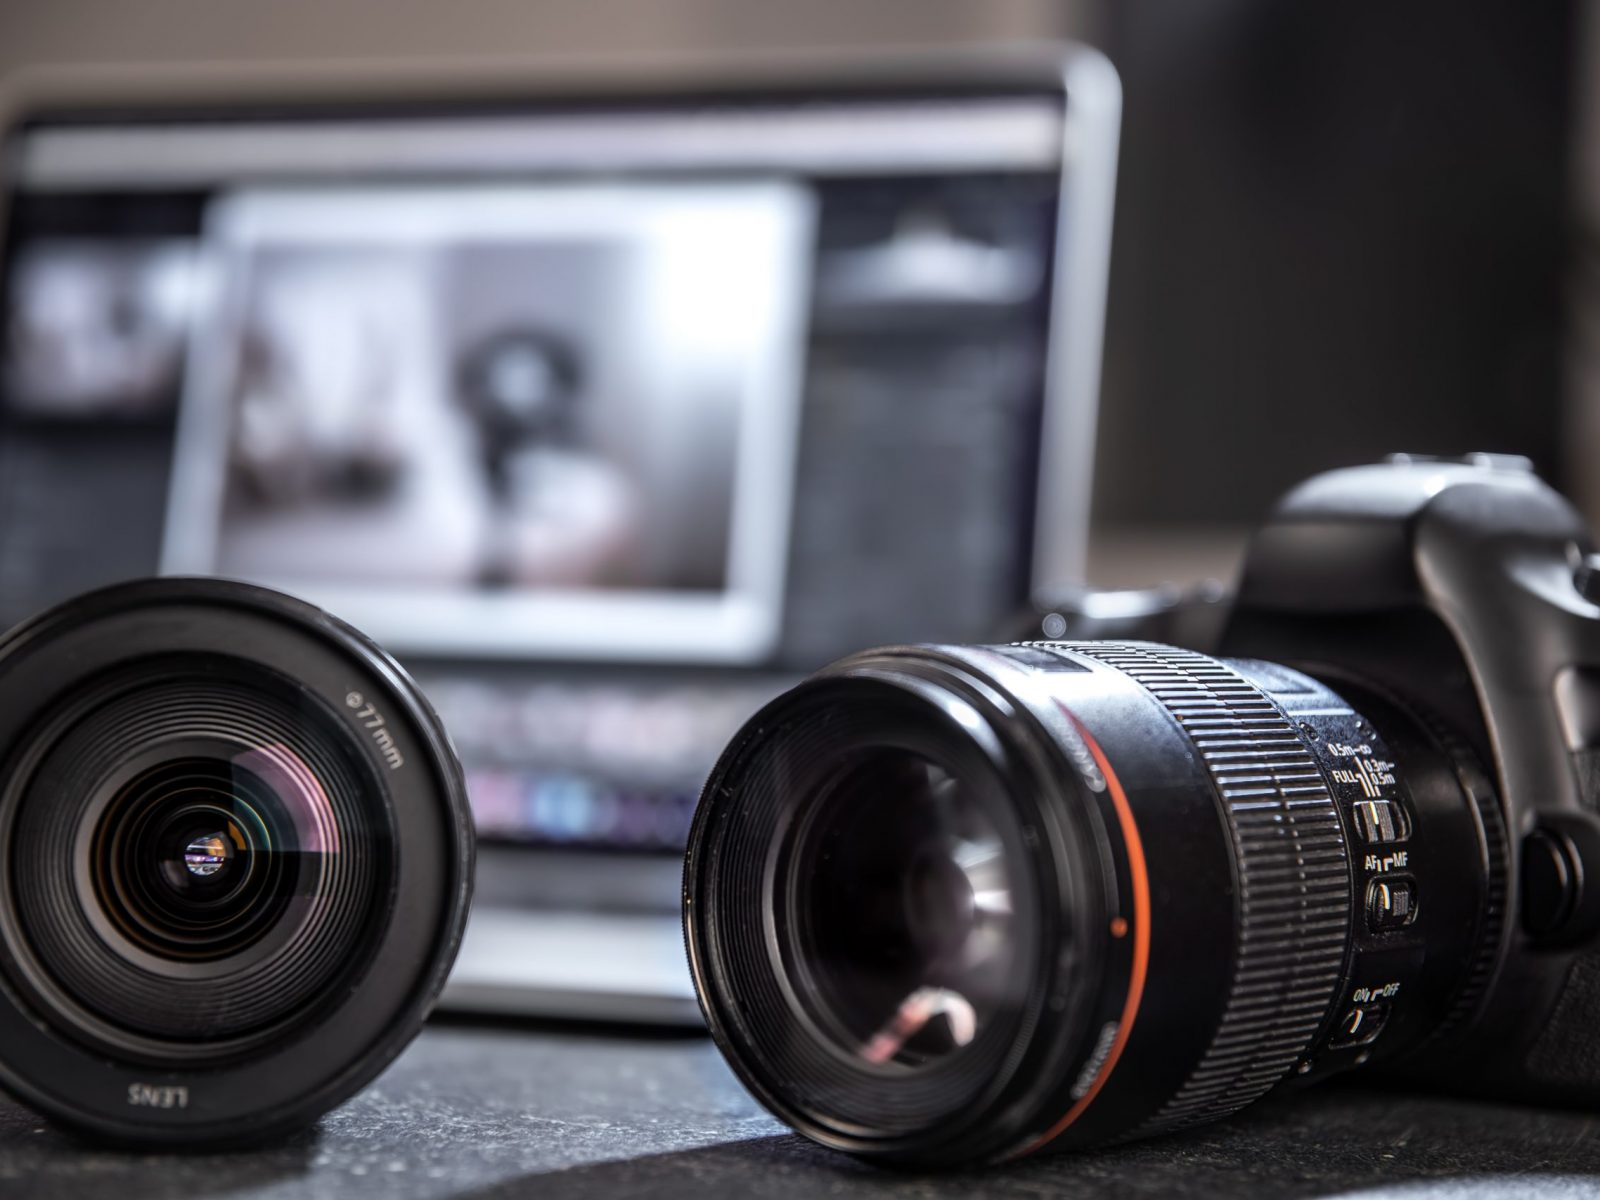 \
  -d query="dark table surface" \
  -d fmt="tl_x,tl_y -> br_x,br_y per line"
5,1020 -> 1600,1199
